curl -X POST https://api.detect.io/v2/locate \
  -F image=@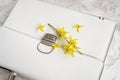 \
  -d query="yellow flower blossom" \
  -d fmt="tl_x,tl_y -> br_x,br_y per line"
63,44 -> 75,57
37,24 -> 45,32
63,36 -> 80,57
52,43 -> 60,50
56,27 -> 68,39
48,23 -> 83,56
73,24 -> 84,32
69,36 -> 80,49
